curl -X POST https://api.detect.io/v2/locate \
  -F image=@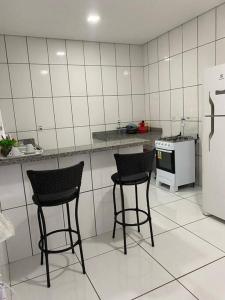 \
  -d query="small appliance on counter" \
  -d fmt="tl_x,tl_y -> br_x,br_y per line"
138,120 -> 149,133
125,123 -> 138,134
155,134 -> 196,192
